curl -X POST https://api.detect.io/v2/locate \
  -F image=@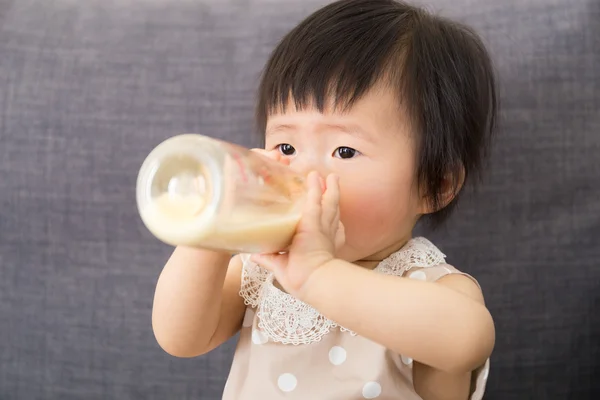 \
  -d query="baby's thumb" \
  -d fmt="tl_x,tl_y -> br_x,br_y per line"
250,252 -> 287,273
